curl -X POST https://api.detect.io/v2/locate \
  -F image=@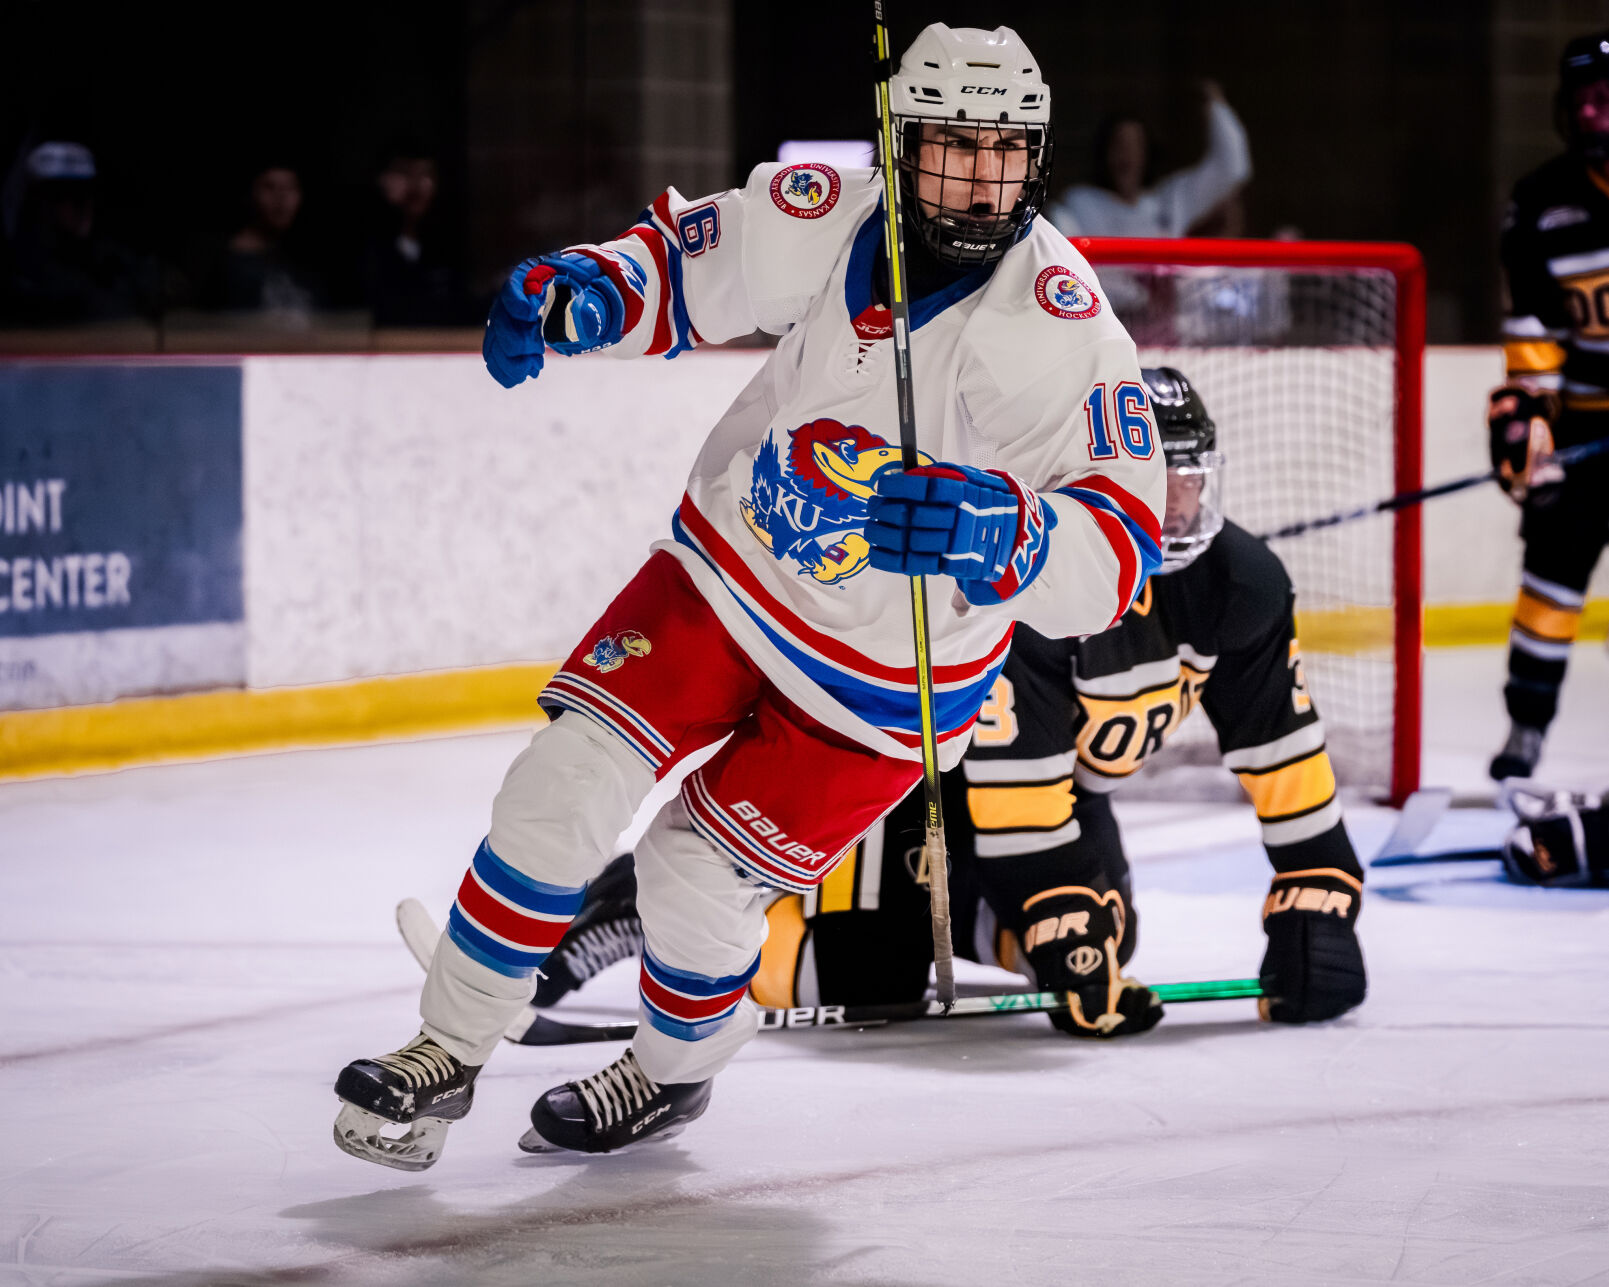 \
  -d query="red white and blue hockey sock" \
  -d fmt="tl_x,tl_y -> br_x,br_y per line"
446,838 -> 589,979
638,947 -> 760,1044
